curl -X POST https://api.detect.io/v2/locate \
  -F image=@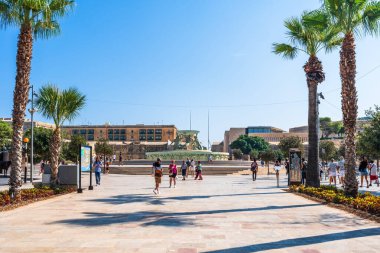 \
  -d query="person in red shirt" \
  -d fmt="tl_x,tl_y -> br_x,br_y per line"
168,160 -> 178,188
